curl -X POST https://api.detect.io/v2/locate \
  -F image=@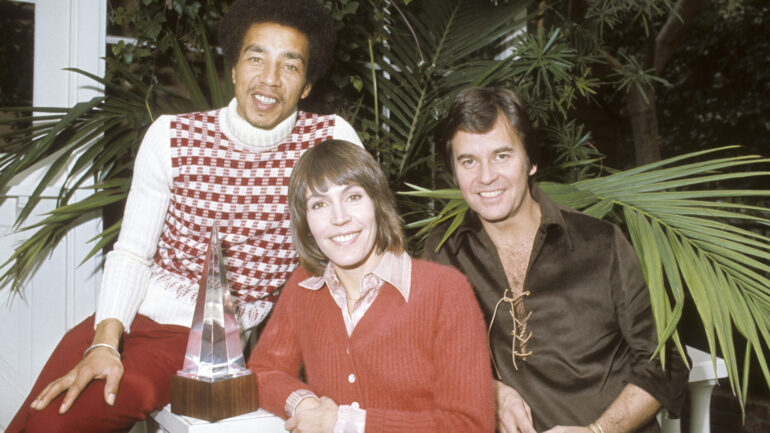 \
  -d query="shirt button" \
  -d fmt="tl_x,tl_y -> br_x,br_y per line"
351,402 -> 360,409
348,373 -> 356,383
